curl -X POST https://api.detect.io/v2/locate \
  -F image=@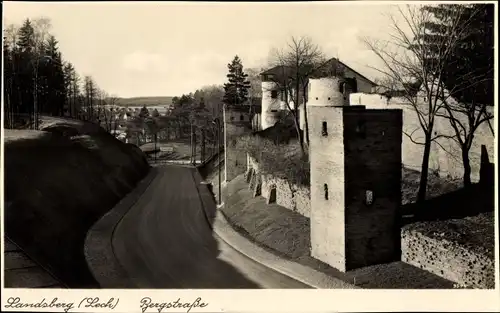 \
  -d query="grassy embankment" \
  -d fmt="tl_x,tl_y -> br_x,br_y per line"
4,116 -> 150,288
209,123 -> 493,288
